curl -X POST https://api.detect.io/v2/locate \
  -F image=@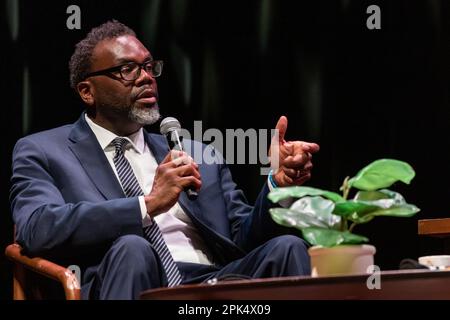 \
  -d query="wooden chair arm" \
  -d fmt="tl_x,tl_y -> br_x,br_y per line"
5,243 -> 81,300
